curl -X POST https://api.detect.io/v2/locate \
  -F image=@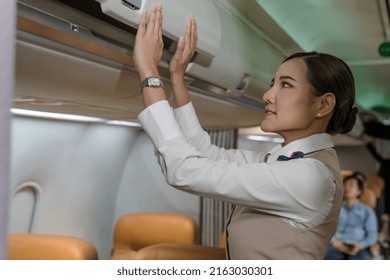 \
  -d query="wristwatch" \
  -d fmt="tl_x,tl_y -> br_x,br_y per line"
139,77 -> 164,92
